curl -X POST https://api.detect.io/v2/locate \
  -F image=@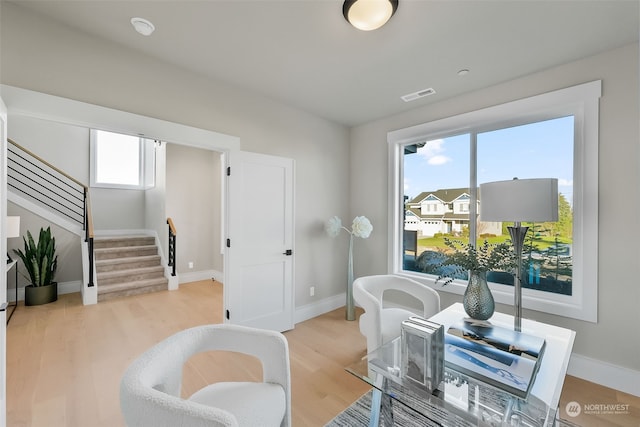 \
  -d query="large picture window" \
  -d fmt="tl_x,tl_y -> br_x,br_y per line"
388,81 -> 600,322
